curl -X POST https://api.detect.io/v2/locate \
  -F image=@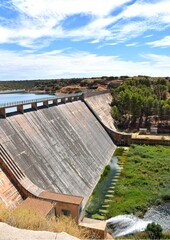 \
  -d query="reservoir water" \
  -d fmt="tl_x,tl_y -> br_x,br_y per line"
0,92 -> 55,113
0,92 -> 54,104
